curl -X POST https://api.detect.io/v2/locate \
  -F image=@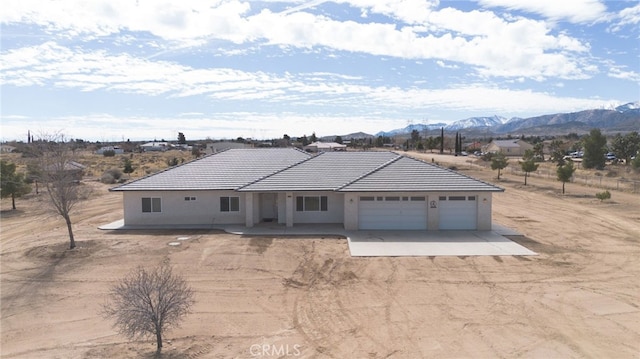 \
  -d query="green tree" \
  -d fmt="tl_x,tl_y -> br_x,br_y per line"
549,139 -> 566,165
520,149 -> 539,185
610,132 -> 640,165
0,160 -> 32,210
123,158 -> 135,178
310,132 -> 317,143
411,130 -> 420,149
334,136 -> 343,144
177,132 -> 186,145
582,129 -> 607,169
532,142 -> 545,161
491,152 -> 509,180
557,160 -> 575,194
